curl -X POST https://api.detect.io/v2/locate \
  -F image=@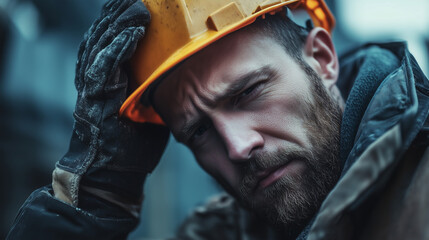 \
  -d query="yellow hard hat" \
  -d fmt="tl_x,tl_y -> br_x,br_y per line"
120,0 -> 335,124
